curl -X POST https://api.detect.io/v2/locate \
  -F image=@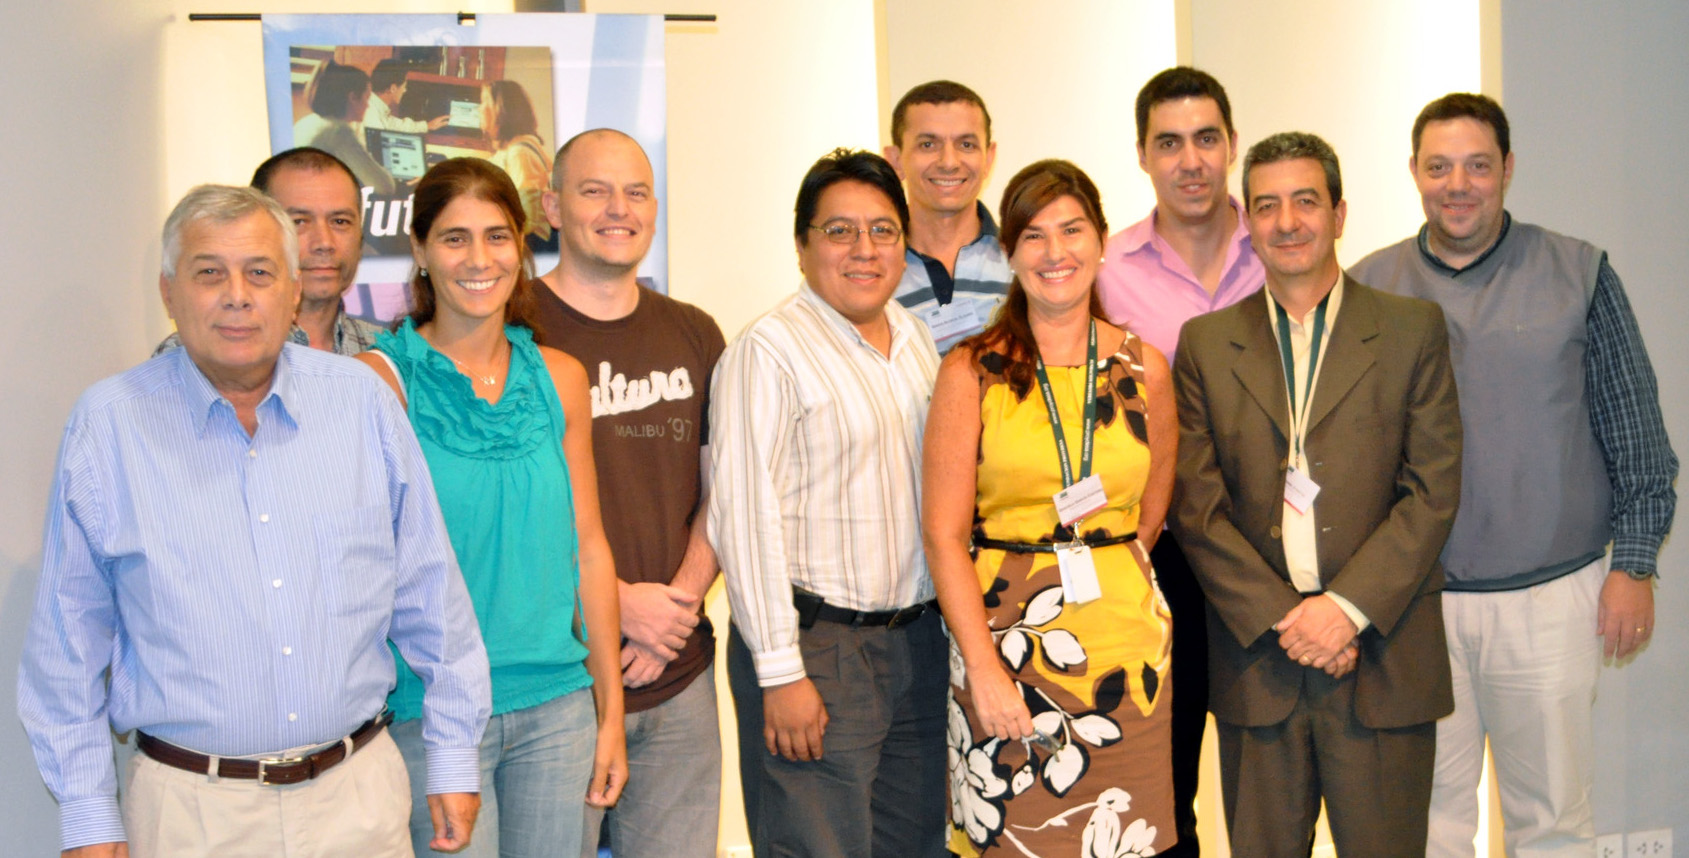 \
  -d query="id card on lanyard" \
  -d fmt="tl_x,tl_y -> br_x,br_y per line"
1037,320 -> 1105,604
1274,293 -> 1331,515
